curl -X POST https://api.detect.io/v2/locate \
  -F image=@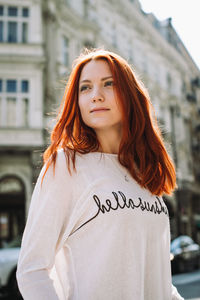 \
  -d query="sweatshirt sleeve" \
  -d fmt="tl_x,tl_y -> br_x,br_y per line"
16,150 -> 74,300
172,284 -> 184,300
